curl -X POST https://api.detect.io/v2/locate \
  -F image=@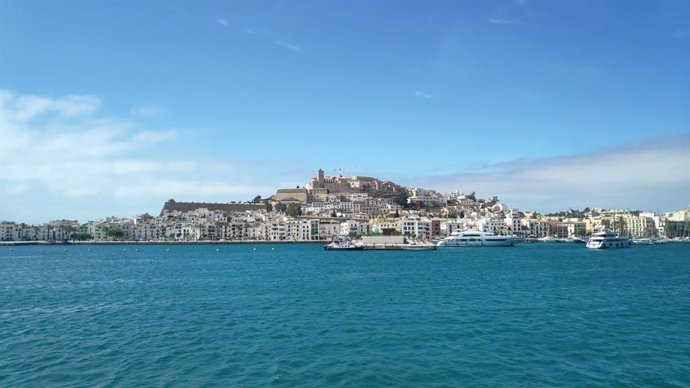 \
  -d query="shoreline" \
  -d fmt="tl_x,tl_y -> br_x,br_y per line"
0,240 -> 326,246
